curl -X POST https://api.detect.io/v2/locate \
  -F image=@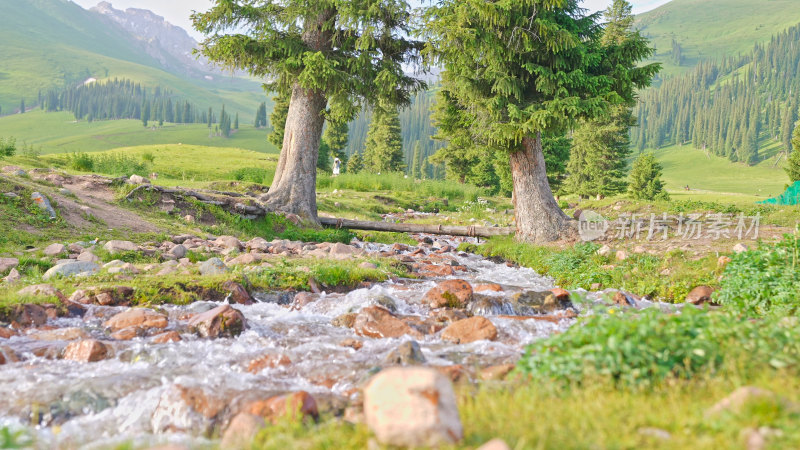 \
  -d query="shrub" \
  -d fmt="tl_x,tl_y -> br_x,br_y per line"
519,307 -> 800,386
68,153 -> 95,172
715,232 -> 800,317
229,167 -> 273,185
0,137 -> 16,157
628,152 -> 669,201
67,152 -> 149,176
